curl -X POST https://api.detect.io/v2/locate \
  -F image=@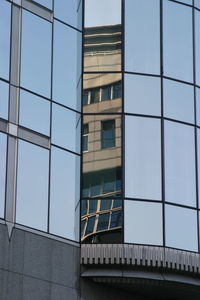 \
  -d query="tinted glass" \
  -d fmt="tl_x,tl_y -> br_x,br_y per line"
125,201 -> 163,245
86,216 -> 96,235
196,88 -> 200,126
195,10 -> 200,85
21,10 -> 52,97
16,141 -> 49,231
197,129 -> 200,208
19,90 -> 50,136
53,21 -> 81,110
163,1 -> 193,82
195,0 -> 200,8
82,114 -> 122,199
125,0 -> 160,74
0,133 -> 7,218
31,0 -> 52,9
97,213 -> 110,231
125,116 -> 161,200
88,199 -> 98,214
125,74 -> 161,116
0,0 -> 11,80
110,211 -> 122,228
83,73 -> 122,113
165,205 -> 198,252
50,147 -> 79,240
54,0 -> 78,28
84,0 -> 122,72
163,79 -> 194,123
52,103 -> 80,153
164,121 -> 196,207
0,80 -> 9,120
